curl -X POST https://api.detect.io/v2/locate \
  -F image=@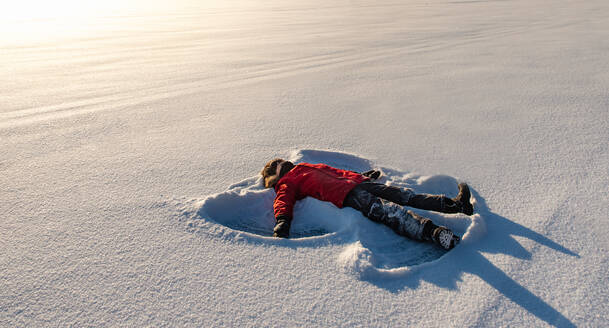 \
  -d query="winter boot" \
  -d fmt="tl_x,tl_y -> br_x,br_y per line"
432,226 -> 460,250
454,183 -> 473,215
